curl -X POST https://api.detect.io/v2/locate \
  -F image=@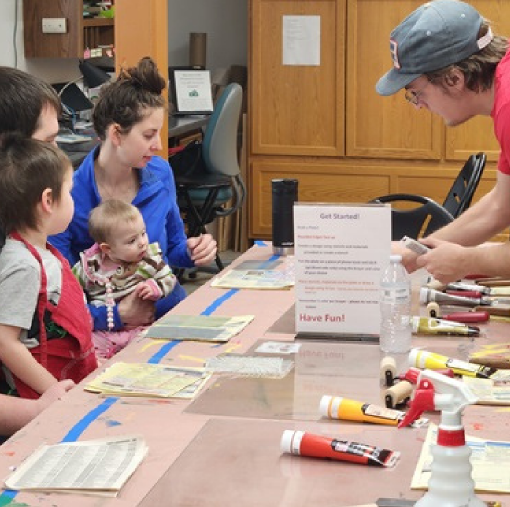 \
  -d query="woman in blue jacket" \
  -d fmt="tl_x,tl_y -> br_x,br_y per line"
50,57 -> 217,331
